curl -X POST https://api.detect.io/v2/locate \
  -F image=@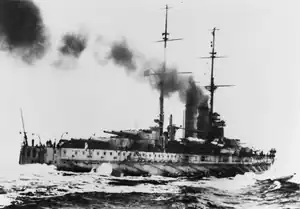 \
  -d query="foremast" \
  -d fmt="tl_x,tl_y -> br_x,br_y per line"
158,4 -> 169,138
157,5 -> 193,148
158,5 -> 184,137
151,5 -> 185,138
